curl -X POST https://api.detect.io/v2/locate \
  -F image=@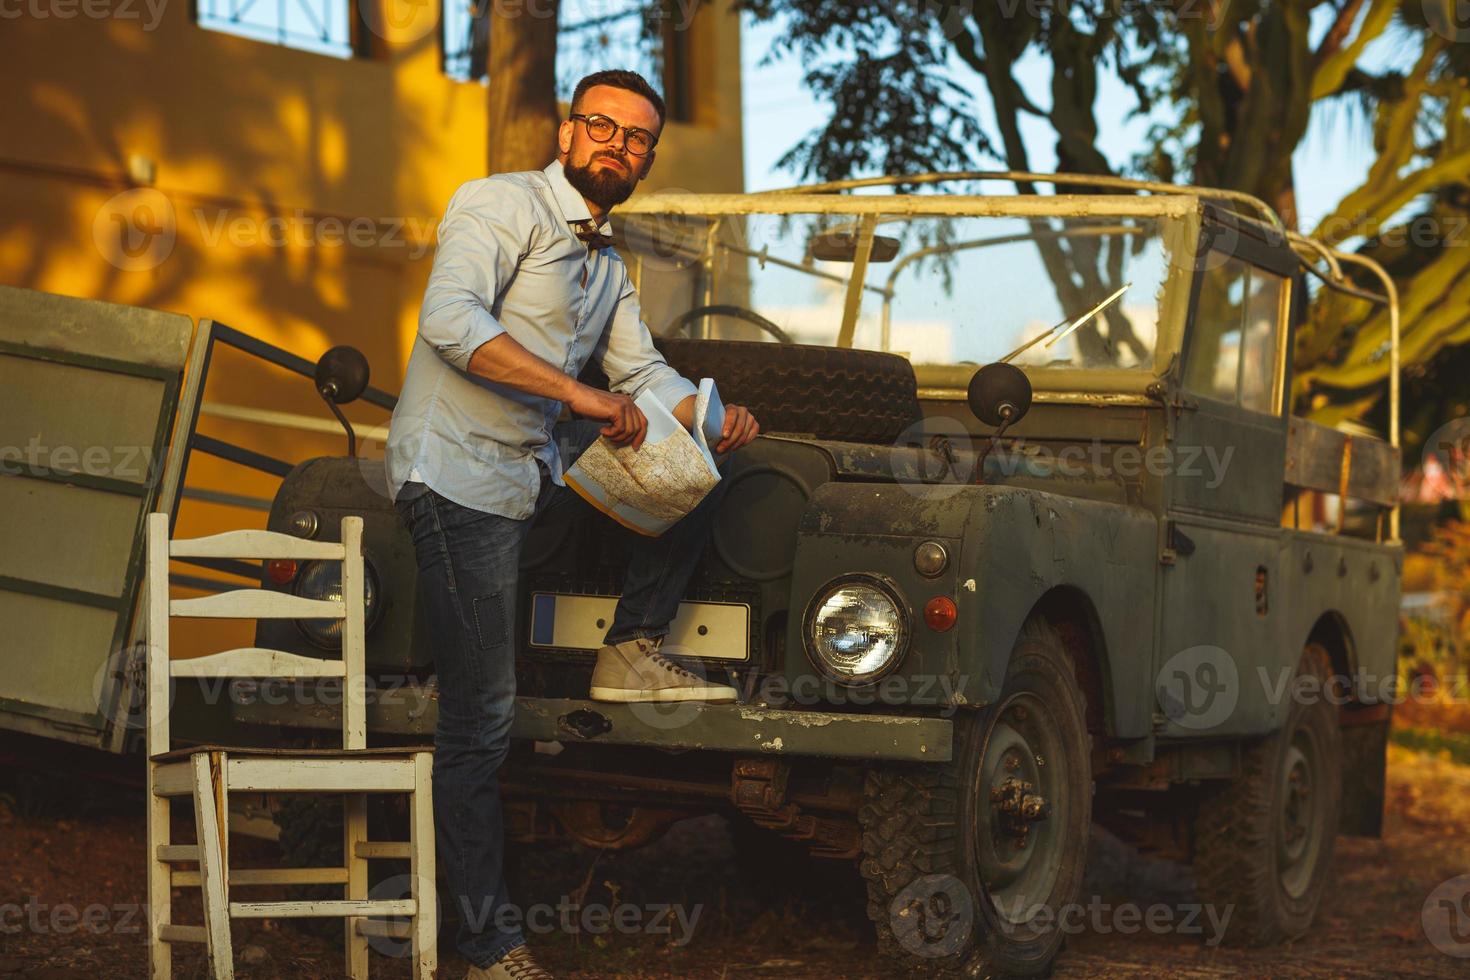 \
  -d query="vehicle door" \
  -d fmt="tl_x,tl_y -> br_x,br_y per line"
1155,215 -> 1297,738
